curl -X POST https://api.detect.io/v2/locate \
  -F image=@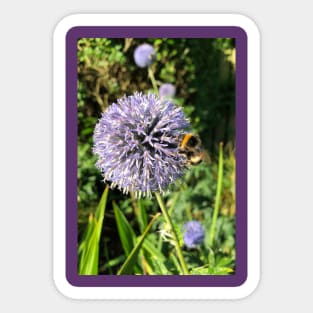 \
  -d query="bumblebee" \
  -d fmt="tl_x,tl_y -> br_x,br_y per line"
179,133 -> 205,165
